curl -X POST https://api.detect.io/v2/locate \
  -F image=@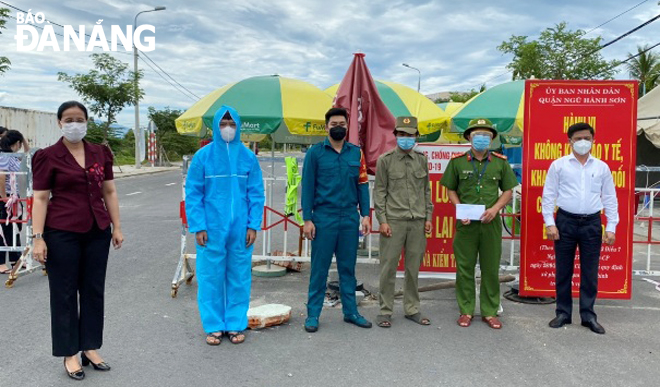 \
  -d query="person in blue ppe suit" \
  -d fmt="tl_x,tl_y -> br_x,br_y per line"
185,106 -> 265,345
302,107 -> 372,332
